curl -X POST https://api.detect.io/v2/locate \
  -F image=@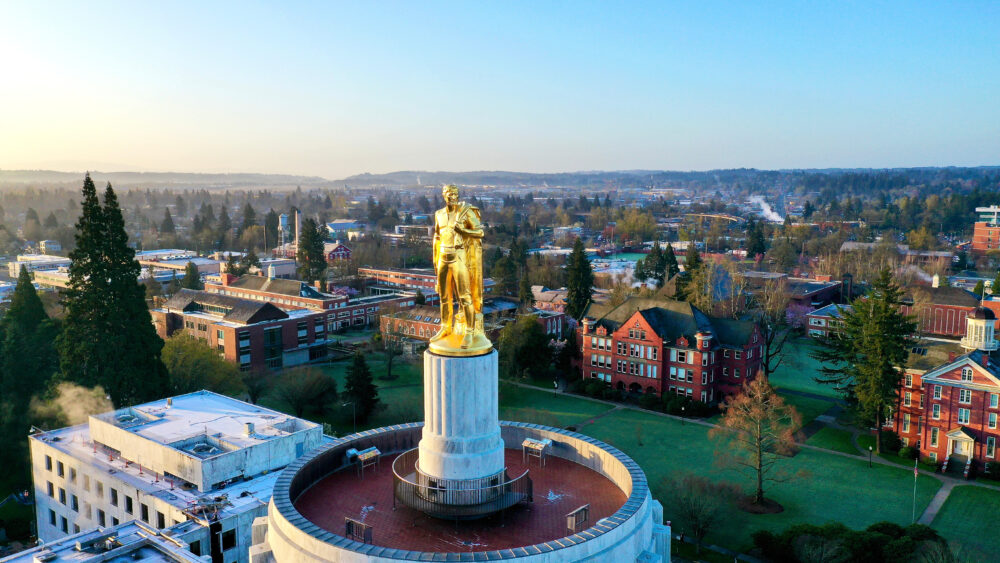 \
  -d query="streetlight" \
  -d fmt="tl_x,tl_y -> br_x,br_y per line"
868,445 -> 873,468
681,405 -> 685,425
342,401 -> 356,434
